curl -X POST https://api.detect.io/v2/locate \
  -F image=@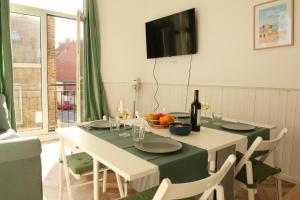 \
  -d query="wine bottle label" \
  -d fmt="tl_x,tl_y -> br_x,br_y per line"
197,109 -> 201,126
